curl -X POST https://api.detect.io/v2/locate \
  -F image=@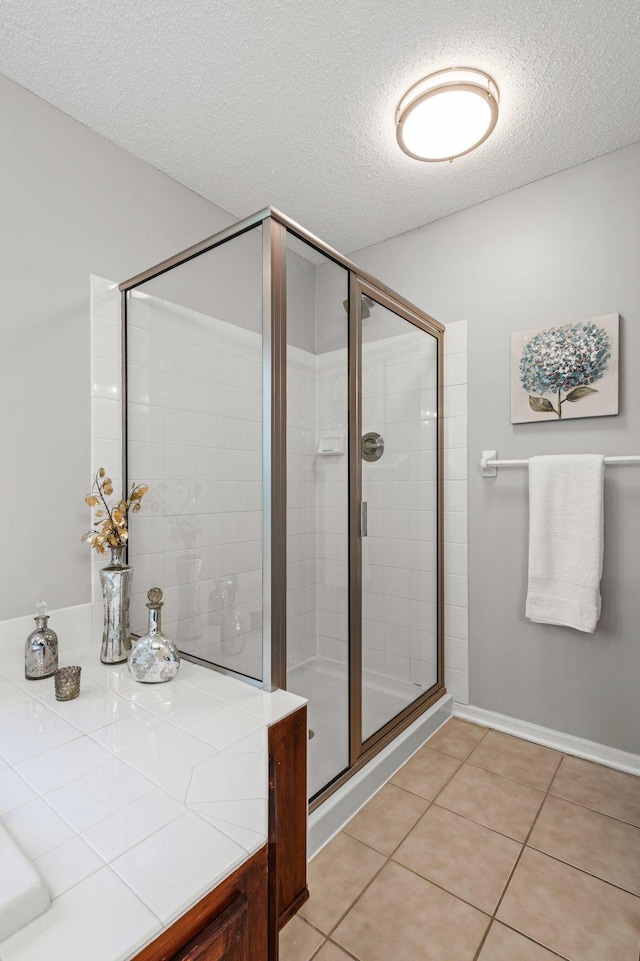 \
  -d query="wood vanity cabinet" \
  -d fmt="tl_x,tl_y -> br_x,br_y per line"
171,894 -> 249,961
268,705 -> 309,930
132,848 -> 268,961
131,705 -> 307,961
